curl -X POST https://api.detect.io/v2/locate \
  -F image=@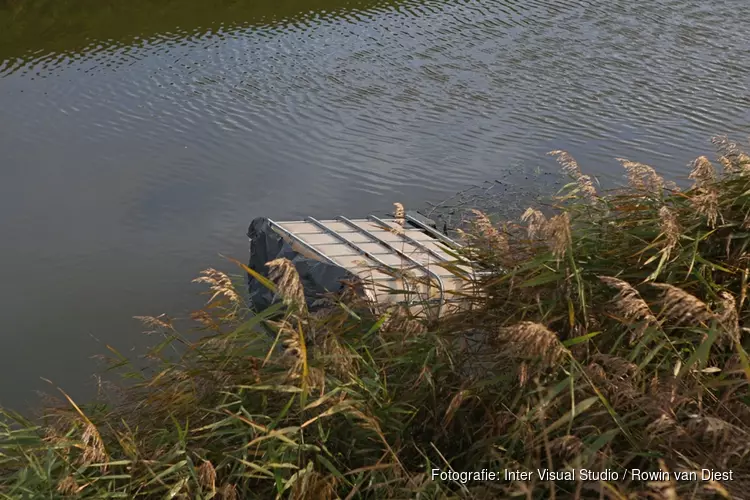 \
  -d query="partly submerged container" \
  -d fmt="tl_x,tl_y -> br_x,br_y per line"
247,212 -> 473,317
